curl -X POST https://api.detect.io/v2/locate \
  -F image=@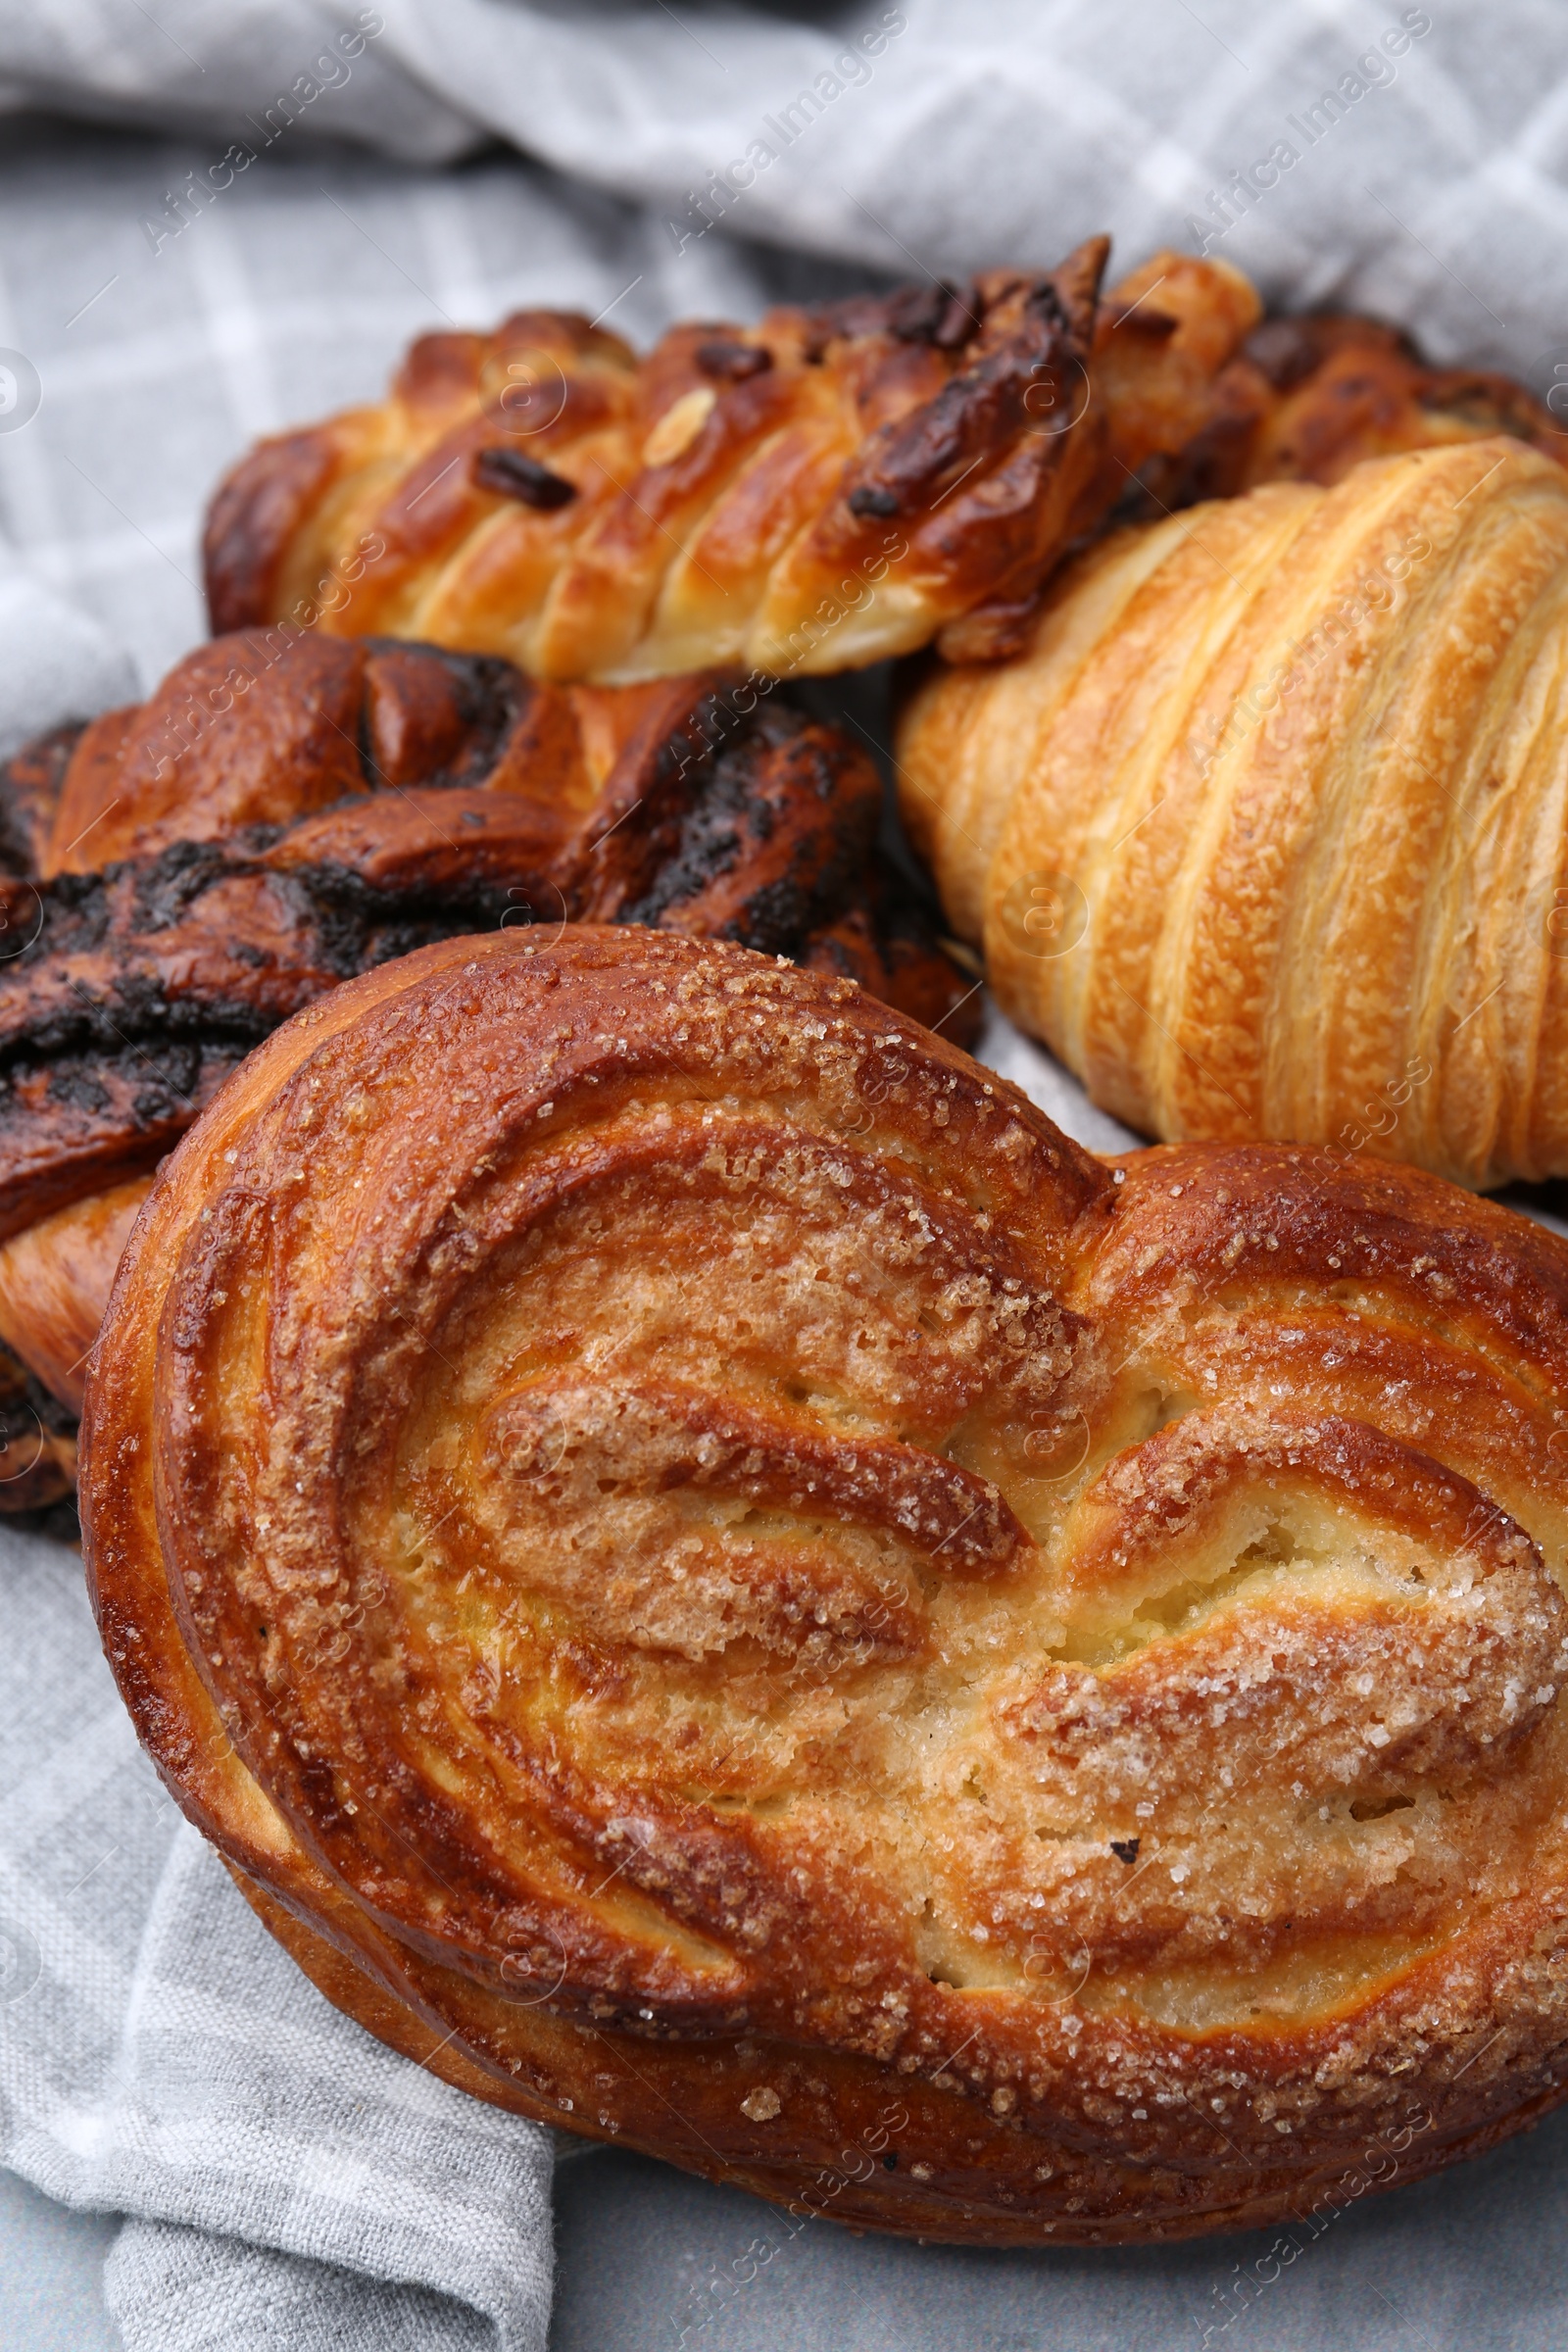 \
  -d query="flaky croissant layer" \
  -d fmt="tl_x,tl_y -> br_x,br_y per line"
900,436 -> 1568,1189
84,927 -> 1568,2242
